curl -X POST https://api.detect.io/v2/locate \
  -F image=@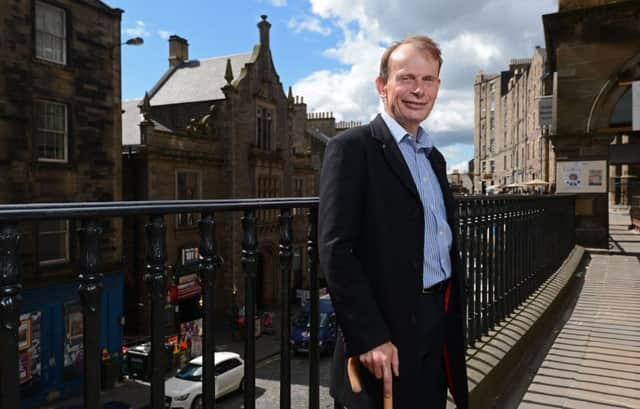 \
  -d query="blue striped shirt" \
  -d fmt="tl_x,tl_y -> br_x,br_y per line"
380,112 -> 452,288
